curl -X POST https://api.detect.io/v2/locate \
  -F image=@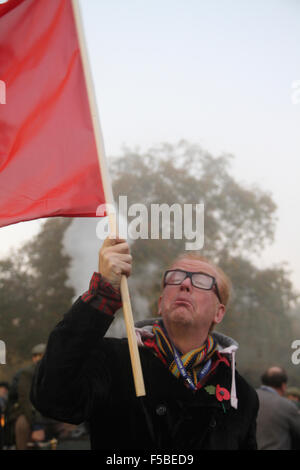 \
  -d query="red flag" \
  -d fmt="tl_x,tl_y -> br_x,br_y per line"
0,0 -> 105,228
